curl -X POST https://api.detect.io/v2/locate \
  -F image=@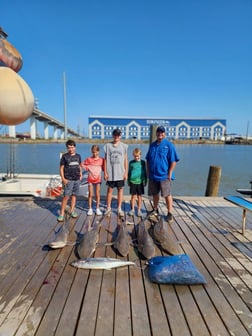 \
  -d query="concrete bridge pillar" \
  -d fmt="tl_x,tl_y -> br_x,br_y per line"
53,126 -> 58,139
9,125 -> 16,138
30,115 -> 37,139
60,129 -> 64,139
43,121 -> 49,139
